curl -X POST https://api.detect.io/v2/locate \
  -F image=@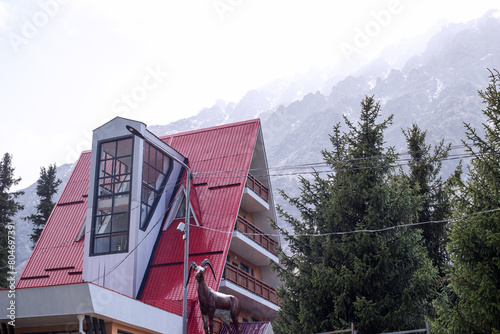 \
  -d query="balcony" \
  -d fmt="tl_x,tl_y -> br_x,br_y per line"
246,174 -> 268,202
235,216 -> 277,256
223,262 -> 278,305
241,174 -> 270,212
